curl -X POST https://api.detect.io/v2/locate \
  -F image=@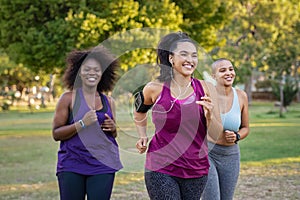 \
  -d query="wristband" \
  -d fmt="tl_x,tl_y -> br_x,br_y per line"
79,120 -> 85,128
234,131 -> 240,144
